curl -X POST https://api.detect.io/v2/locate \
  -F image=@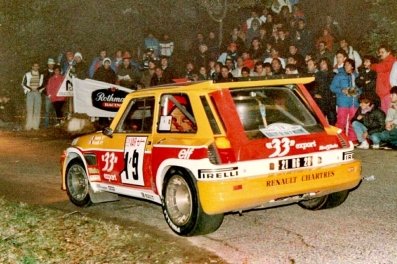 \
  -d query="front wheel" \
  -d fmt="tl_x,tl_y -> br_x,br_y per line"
298,190 -> 349,210
162,168 -> 224,236
66,159 -> 92,207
